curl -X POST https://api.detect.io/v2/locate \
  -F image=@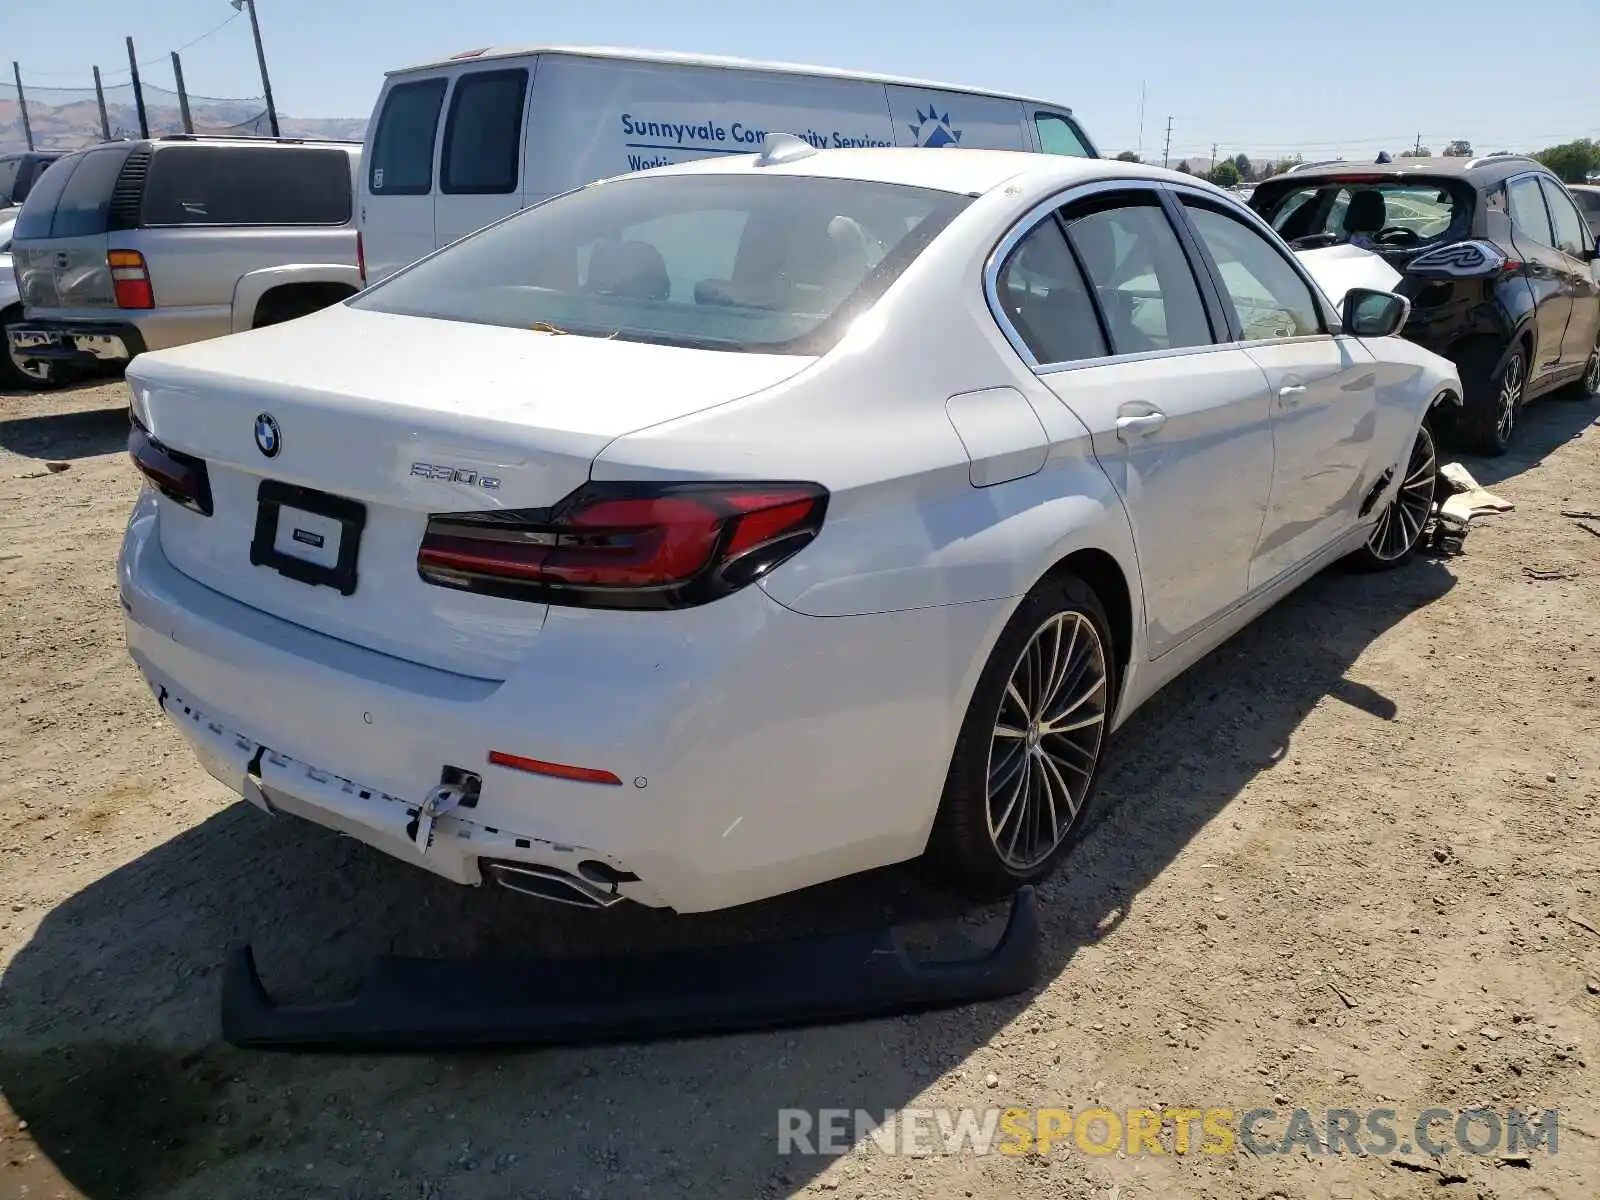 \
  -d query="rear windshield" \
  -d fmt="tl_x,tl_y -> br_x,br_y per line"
369,78 -> 448,196
1573,189 -> 1600,217
142,146 -> 352,226
1255,177 -> 1472,251
12,147 -> 133,240
353,173 -> 970,354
